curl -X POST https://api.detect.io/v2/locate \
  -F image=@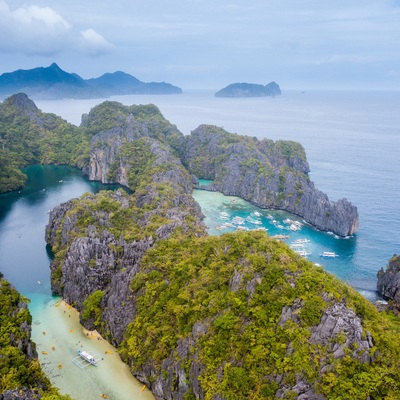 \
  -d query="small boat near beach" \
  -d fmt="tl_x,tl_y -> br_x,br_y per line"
77,350 -> 97,366
320,251 -> 339,258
